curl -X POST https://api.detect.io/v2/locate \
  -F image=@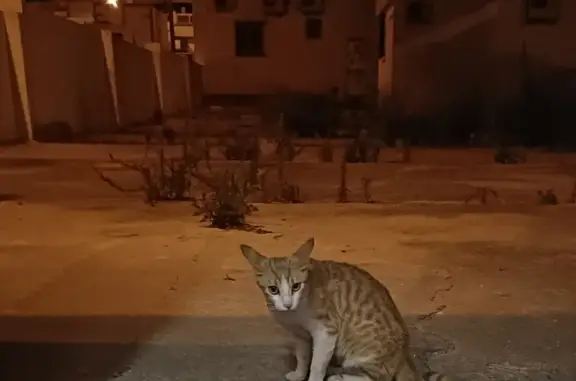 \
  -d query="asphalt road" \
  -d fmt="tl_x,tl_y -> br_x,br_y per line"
1,313 -> 575,381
